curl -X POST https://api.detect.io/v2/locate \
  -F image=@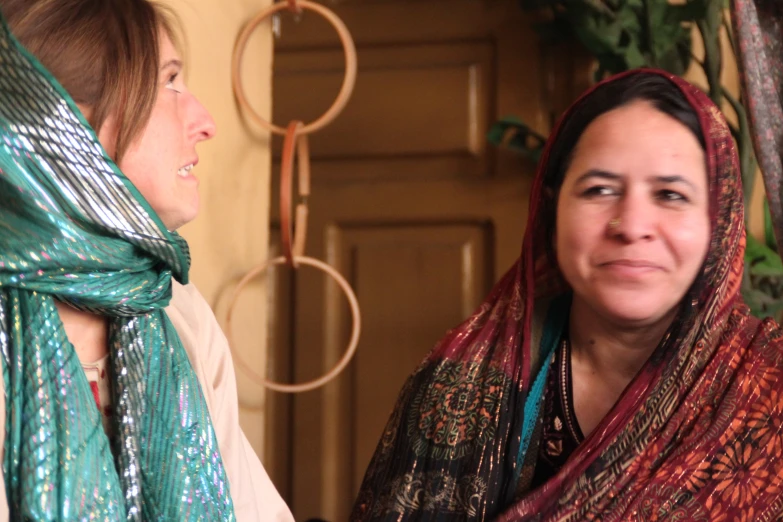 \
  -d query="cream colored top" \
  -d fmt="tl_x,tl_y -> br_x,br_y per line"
0,281 -> 295,522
